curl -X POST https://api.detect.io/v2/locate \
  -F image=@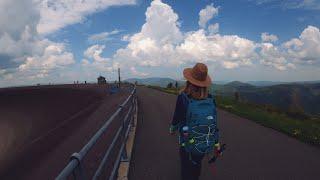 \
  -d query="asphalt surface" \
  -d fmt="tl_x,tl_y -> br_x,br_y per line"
0,84 -> 131,179
129,86 -> 320,180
